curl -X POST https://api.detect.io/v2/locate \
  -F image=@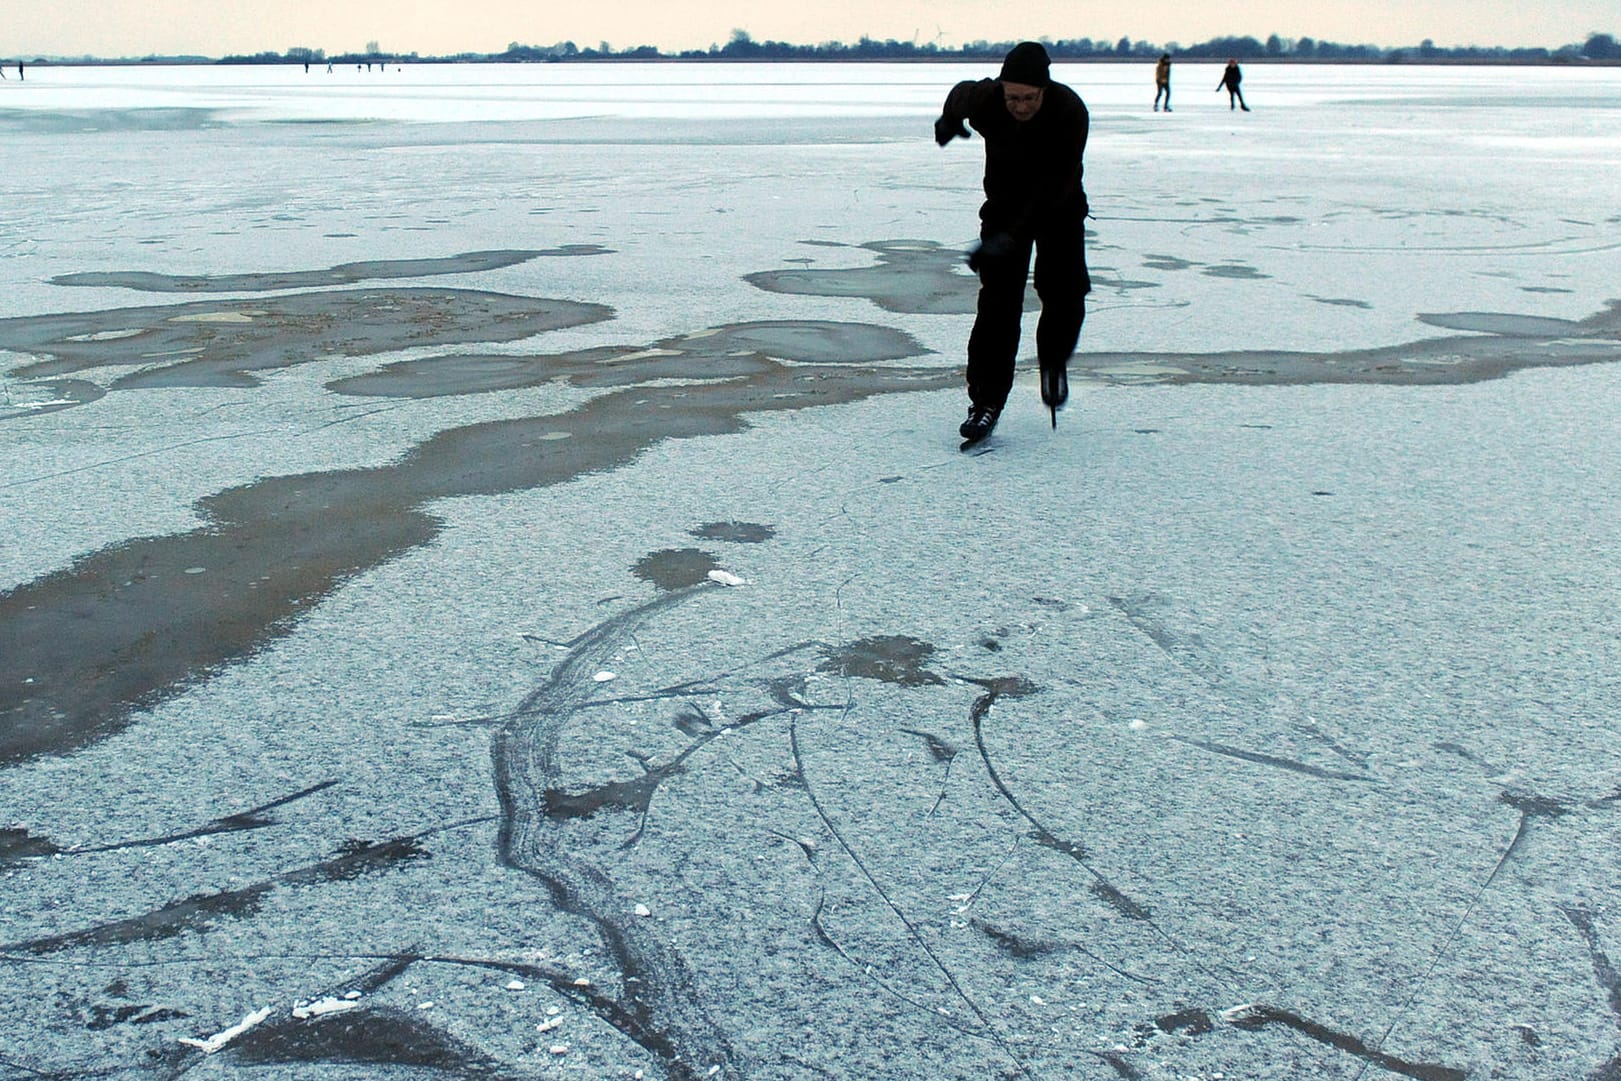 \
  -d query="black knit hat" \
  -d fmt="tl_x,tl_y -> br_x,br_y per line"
999,41 -> 1051,87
